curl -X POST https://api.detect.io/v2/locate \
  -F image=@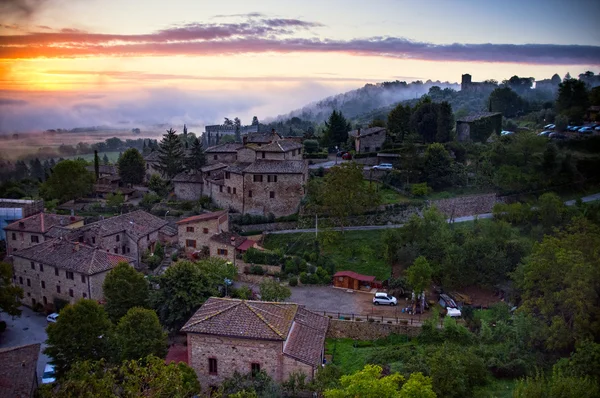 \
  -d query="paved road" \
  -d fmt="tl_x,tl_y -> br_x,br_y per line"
308,159 -> 351,169
268,193 -> 600,235
0,306 -> 51,384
